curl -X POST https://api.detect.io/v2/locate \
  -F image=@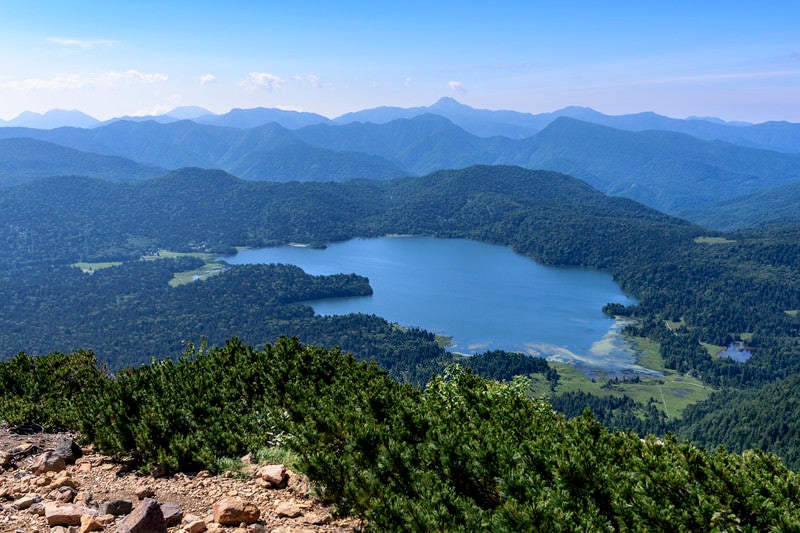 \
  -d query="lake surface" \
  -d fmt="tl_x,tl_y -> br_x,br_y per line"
222,237 -> 656,375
